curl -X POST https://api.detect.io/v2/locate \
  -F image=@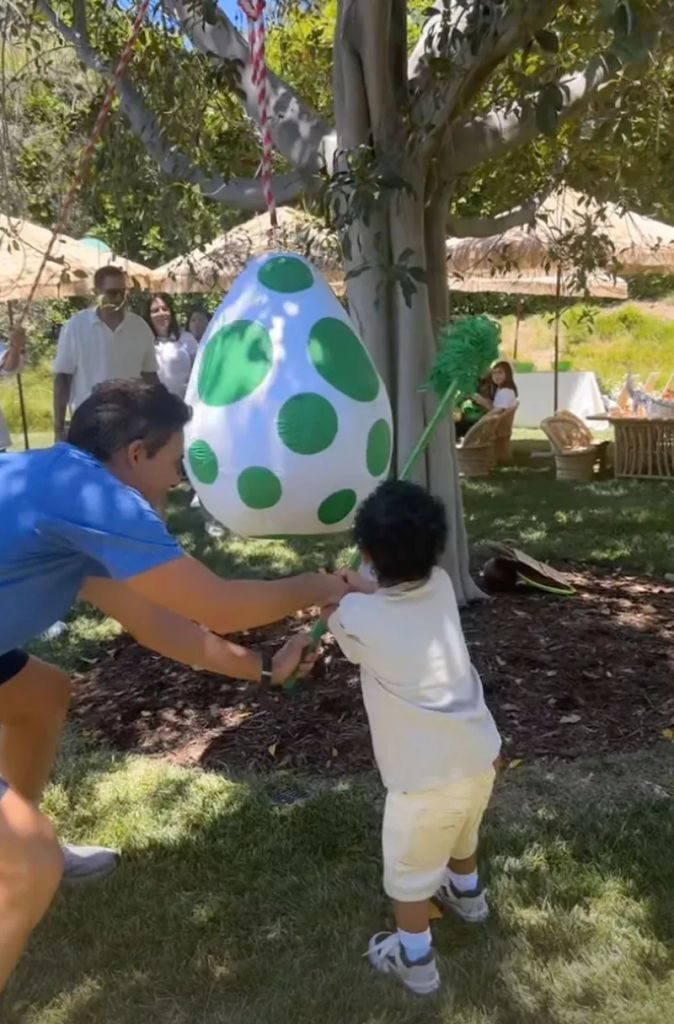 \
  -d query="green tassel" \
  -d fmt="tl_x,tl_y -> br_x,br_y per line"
429,315 -> 501,401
